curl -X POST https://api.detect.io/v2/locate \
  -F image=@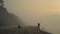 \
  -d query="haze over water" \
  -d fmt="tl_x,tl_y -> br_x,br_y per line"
4,0 -> 60,34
